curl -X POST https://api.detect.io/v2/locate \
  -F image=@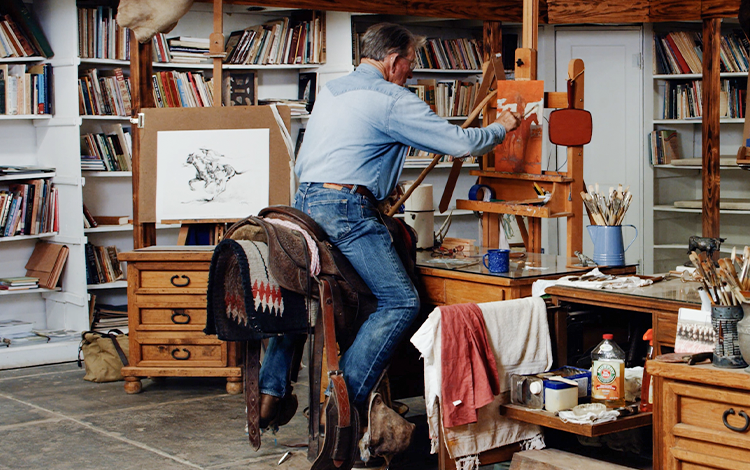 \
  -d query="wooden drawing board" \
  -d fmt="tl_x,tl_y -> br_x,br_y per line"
493,80 -> 544,174
136,105 -> 291,223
